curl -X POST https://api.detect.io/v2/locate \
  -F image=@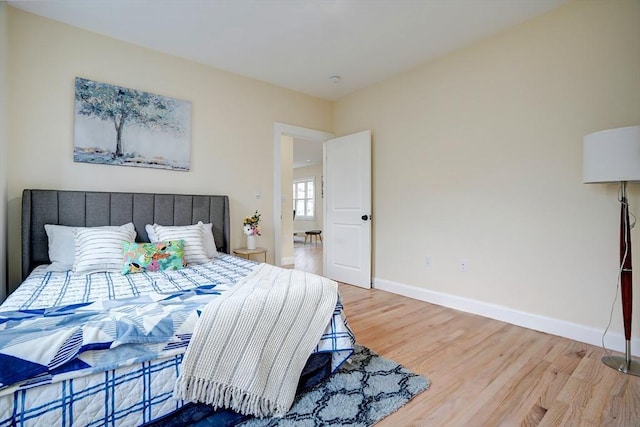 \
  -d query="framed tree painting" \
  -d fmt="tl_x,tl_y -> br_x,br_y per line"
73,77 -> 192,171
